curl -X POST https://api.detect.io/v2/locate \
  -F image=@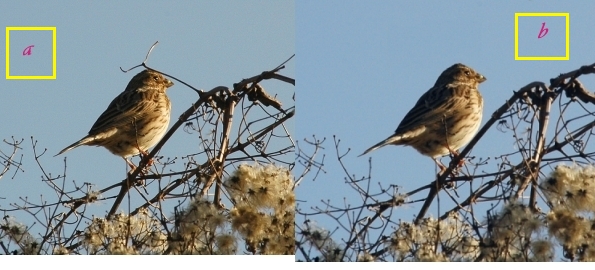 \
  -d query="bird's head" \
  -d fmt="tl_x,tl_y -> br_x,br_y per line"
435,63 -> 486,86
126,69 -> 174,92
